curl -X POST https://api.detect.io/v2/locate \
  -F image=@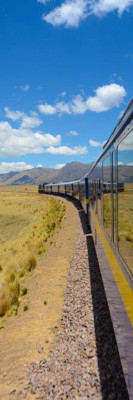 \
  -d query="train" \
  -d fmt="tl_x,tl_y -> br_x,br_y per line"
39,98 -> 133,278
38,98 -> 133,398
